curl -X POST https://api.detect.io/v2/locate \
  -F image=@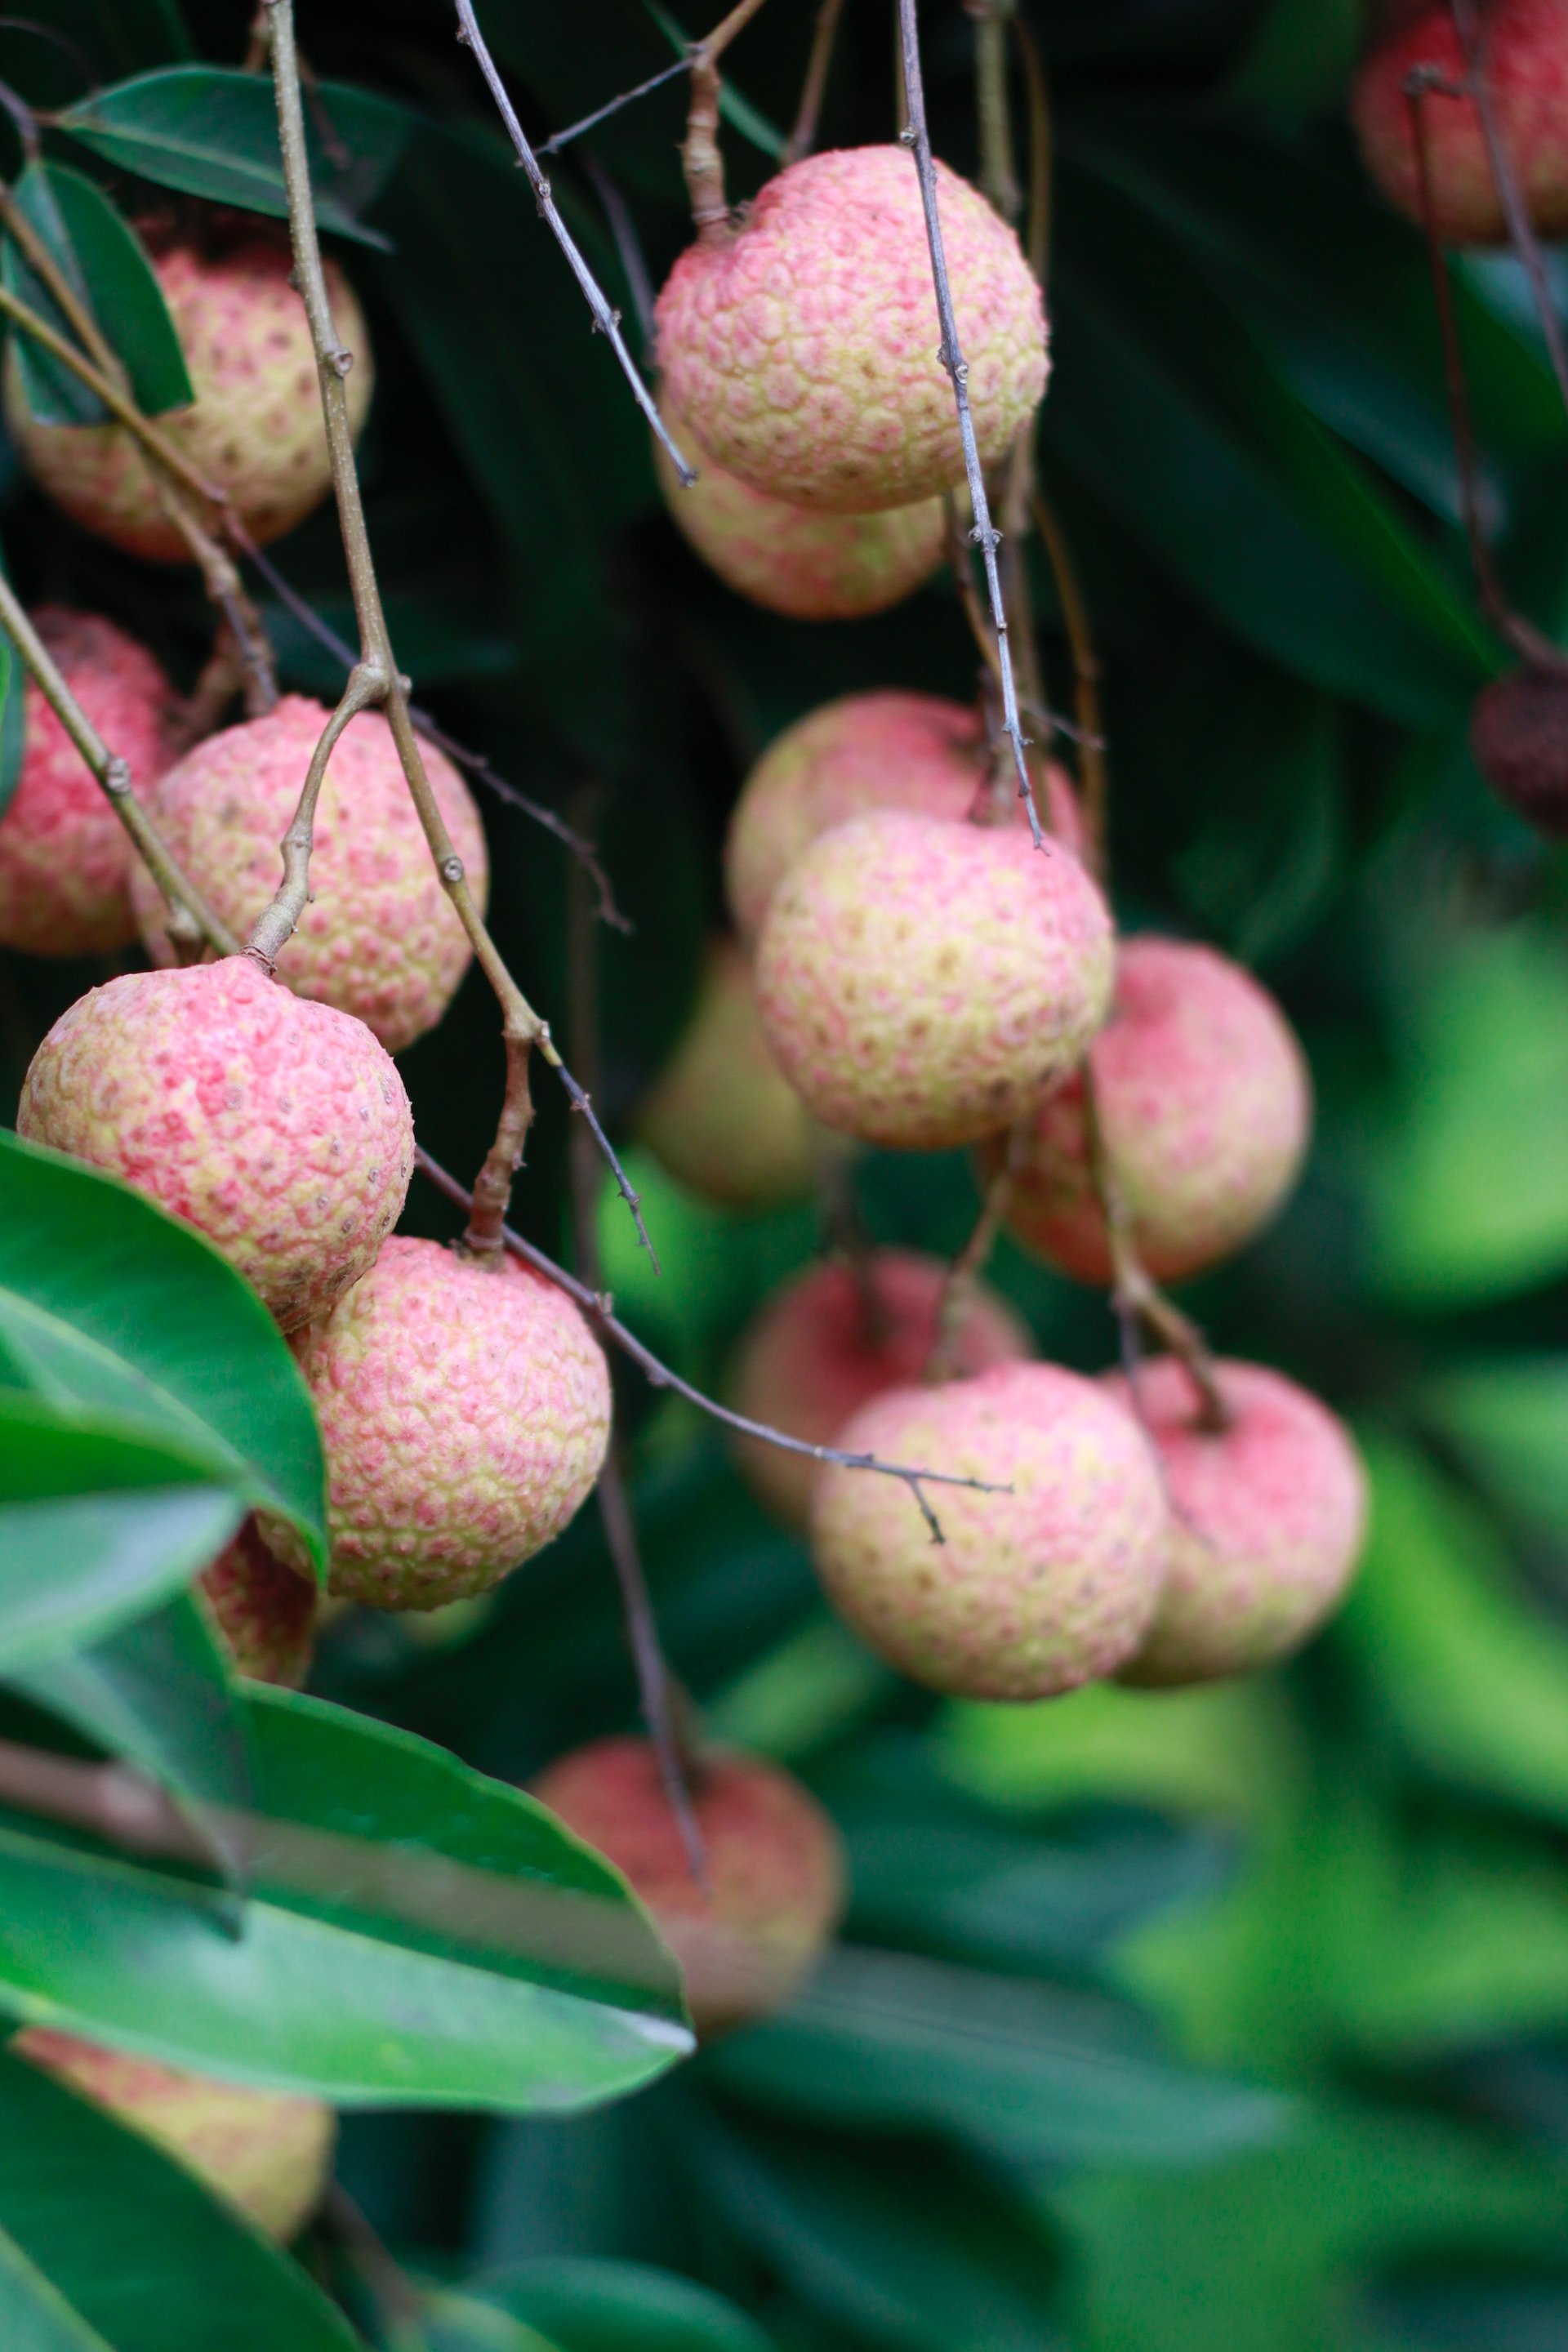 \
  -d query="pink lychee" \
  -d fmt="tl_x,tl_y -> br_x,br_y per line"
656,146 -> 1048,514
656,407 -> 945,619
6,229 -> 372,559
0,607 -> 176,957
130,696 -> 488,1053
198,1517 -> 316,1686
990,937 -> 1312,1287
1104,1358 -> 1367,1686
755,811 -> 1114,1151
810,1361 -> 1169,1700
531,1735 -> 844,2038
17,956 -> 412,1331
12,2028 -> 335,2239
1352,0 -> 1568,244
725,689 -> 1085,944
729,1247 -> 1031,1527
287,1236 -> 611,1610
636,938 -> 814,1211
